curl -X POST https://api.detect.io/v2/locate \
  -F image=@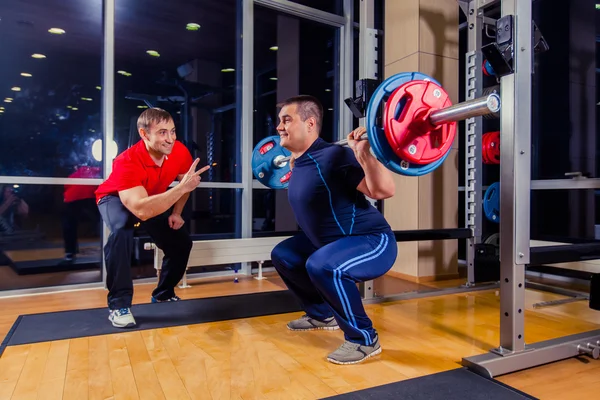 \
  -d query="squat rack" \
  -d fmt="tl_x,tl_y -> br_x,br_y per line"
354,0 -> 600,378
460,0 -> 600,377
